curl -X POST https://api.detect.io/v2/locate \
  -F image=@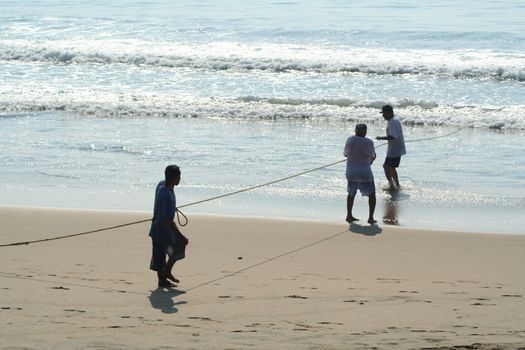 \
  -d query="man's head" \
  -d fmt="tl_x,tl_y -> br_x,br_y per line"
355,123 -> 367,137
380,105 -> 394,120
165,165 -> 181,186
